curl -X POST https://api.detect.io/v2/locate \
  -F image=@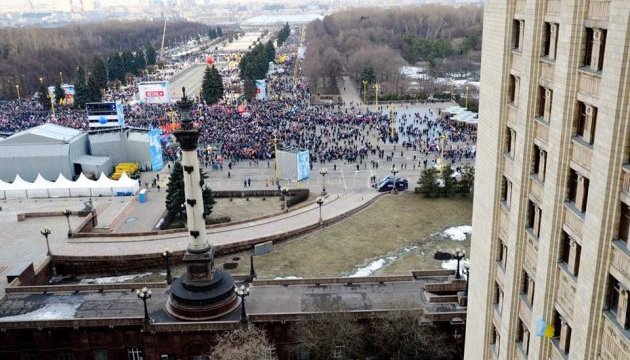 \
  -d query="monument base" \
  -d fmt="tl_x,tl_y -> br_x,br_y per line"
166,250 -> 239,321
